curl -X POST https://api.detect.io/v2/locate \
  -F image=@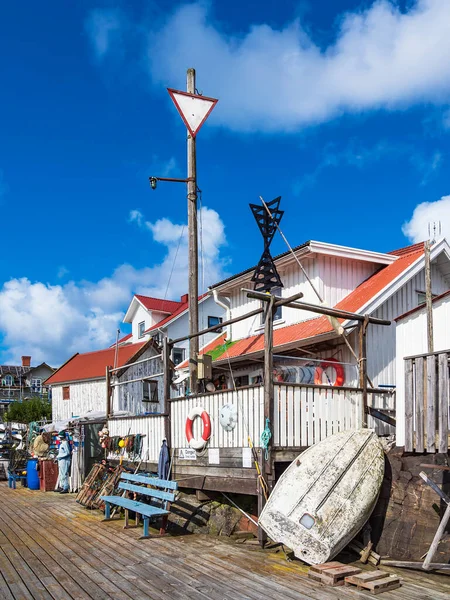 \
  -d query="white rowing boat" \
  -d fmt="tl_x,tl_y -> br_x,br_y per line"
259,428 -> 384,565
